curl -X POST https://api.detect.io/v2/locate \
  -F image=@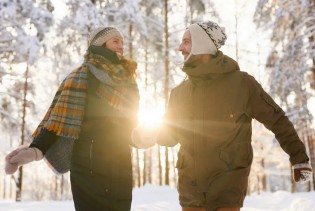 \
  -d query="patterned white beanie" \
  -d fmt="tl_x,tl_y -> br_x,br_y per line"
88,27 -> 123,46
188,21 -> 227,56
